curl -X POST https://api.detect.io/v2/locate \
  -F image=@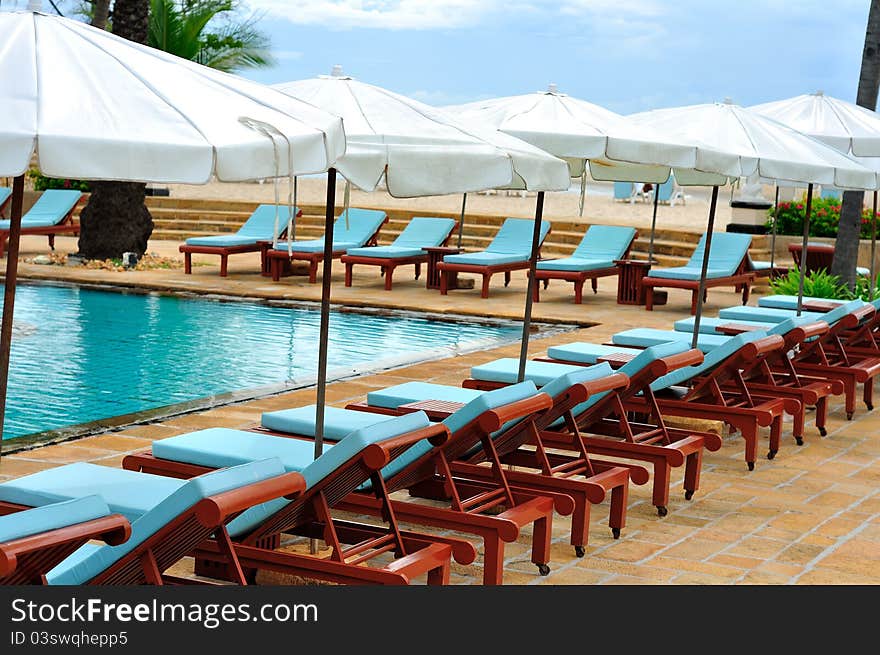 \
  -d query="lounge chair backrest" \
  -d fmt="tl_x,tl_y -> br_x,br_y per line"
686,232 -> 752,276
655,177 -> 674,202
238,204 -> 299,239
487,218 -> 551,255
572,225 -> 637,261
650,331 -> 766,391
393,217 -> 456,248
46,458 -> 288,585
25,190 -> 82,223
0,496 -> 110,544
613,182 -> 633,200
540,362 -> 616,418
820,299 -> 868,326
333,208 -> 388,246
0,187 -> 11,205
